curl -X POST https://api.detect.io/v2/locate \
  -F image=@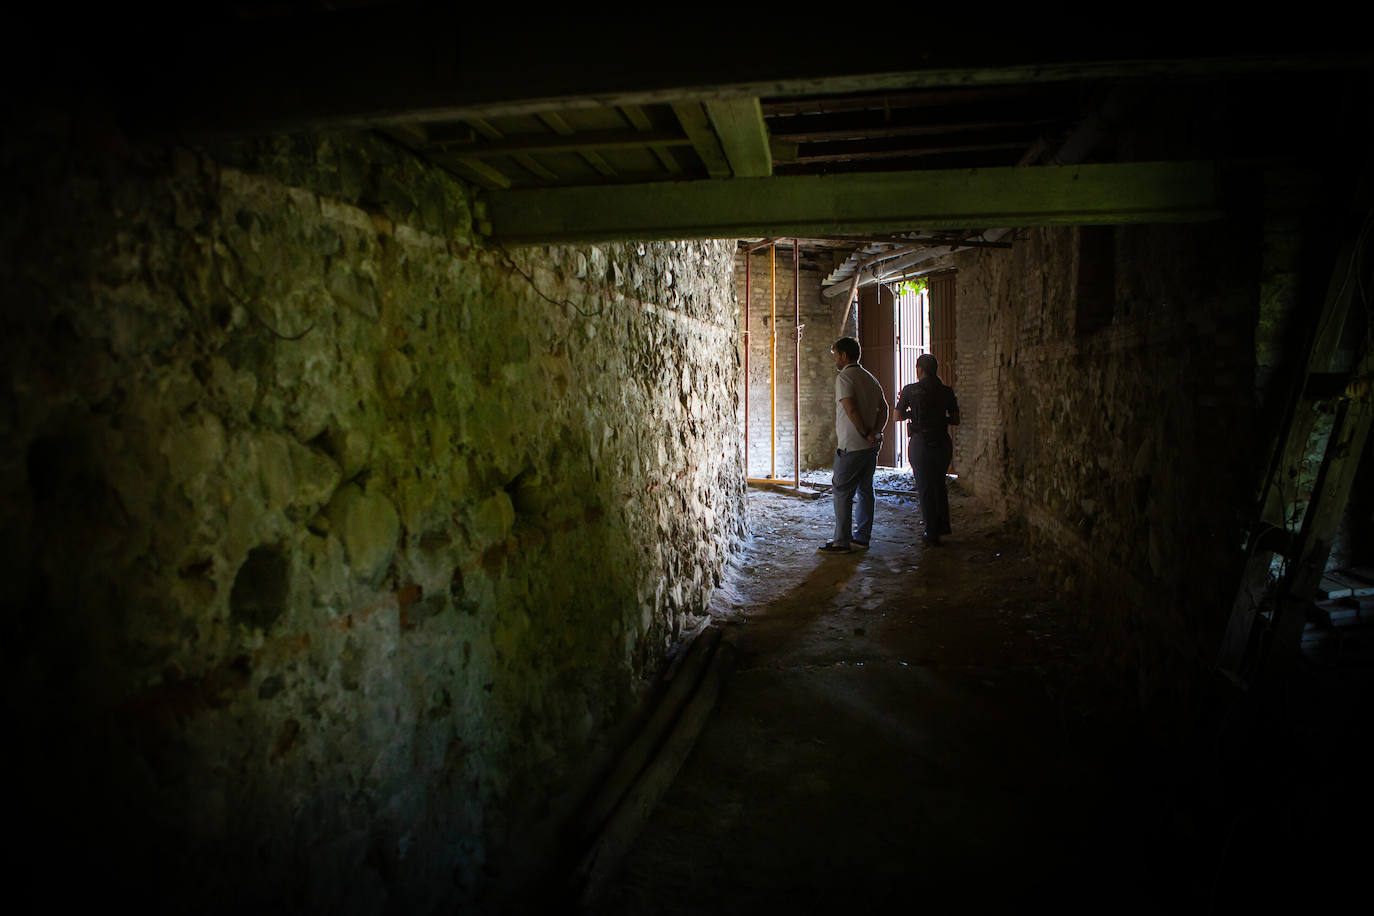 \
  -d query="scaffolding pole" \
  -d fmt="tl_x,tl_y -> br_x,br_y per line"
744,240 -> 803,492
